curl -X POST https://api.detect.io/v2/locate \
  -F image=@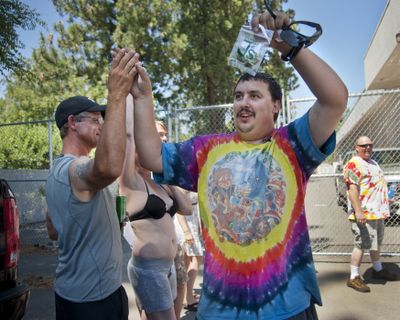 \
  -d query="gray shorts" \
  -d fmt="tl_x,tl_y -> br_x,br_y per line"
127,256 -> 176,313
351,219 -> 384,250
